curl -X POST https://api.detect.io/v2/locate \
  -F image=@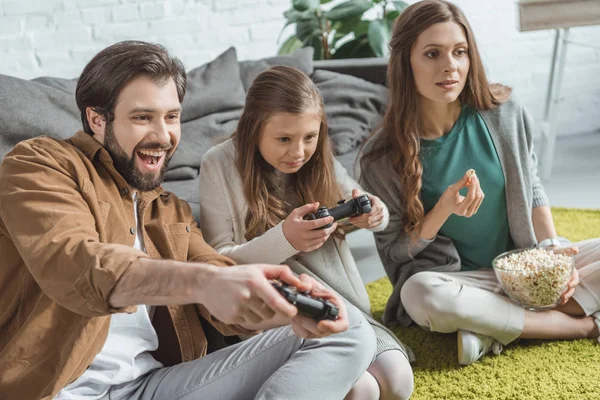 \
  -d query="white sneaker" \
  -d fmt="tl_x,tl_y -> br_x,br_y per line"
457,329 -> 503,365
